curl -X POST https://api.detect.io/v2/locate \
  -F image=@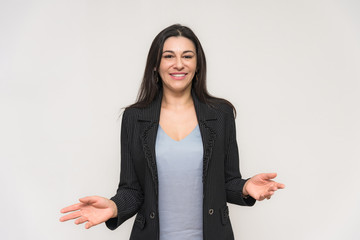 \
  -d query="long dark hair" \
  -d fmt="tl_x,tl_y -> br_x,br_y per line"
127,24 -> 236,117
